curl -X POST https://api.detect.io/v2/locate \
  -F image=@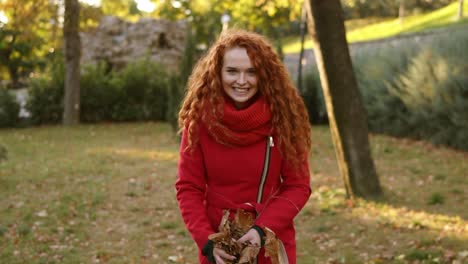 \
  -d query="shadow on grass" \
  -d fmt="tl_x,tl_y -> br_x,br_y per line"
295,186 -> 468,263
